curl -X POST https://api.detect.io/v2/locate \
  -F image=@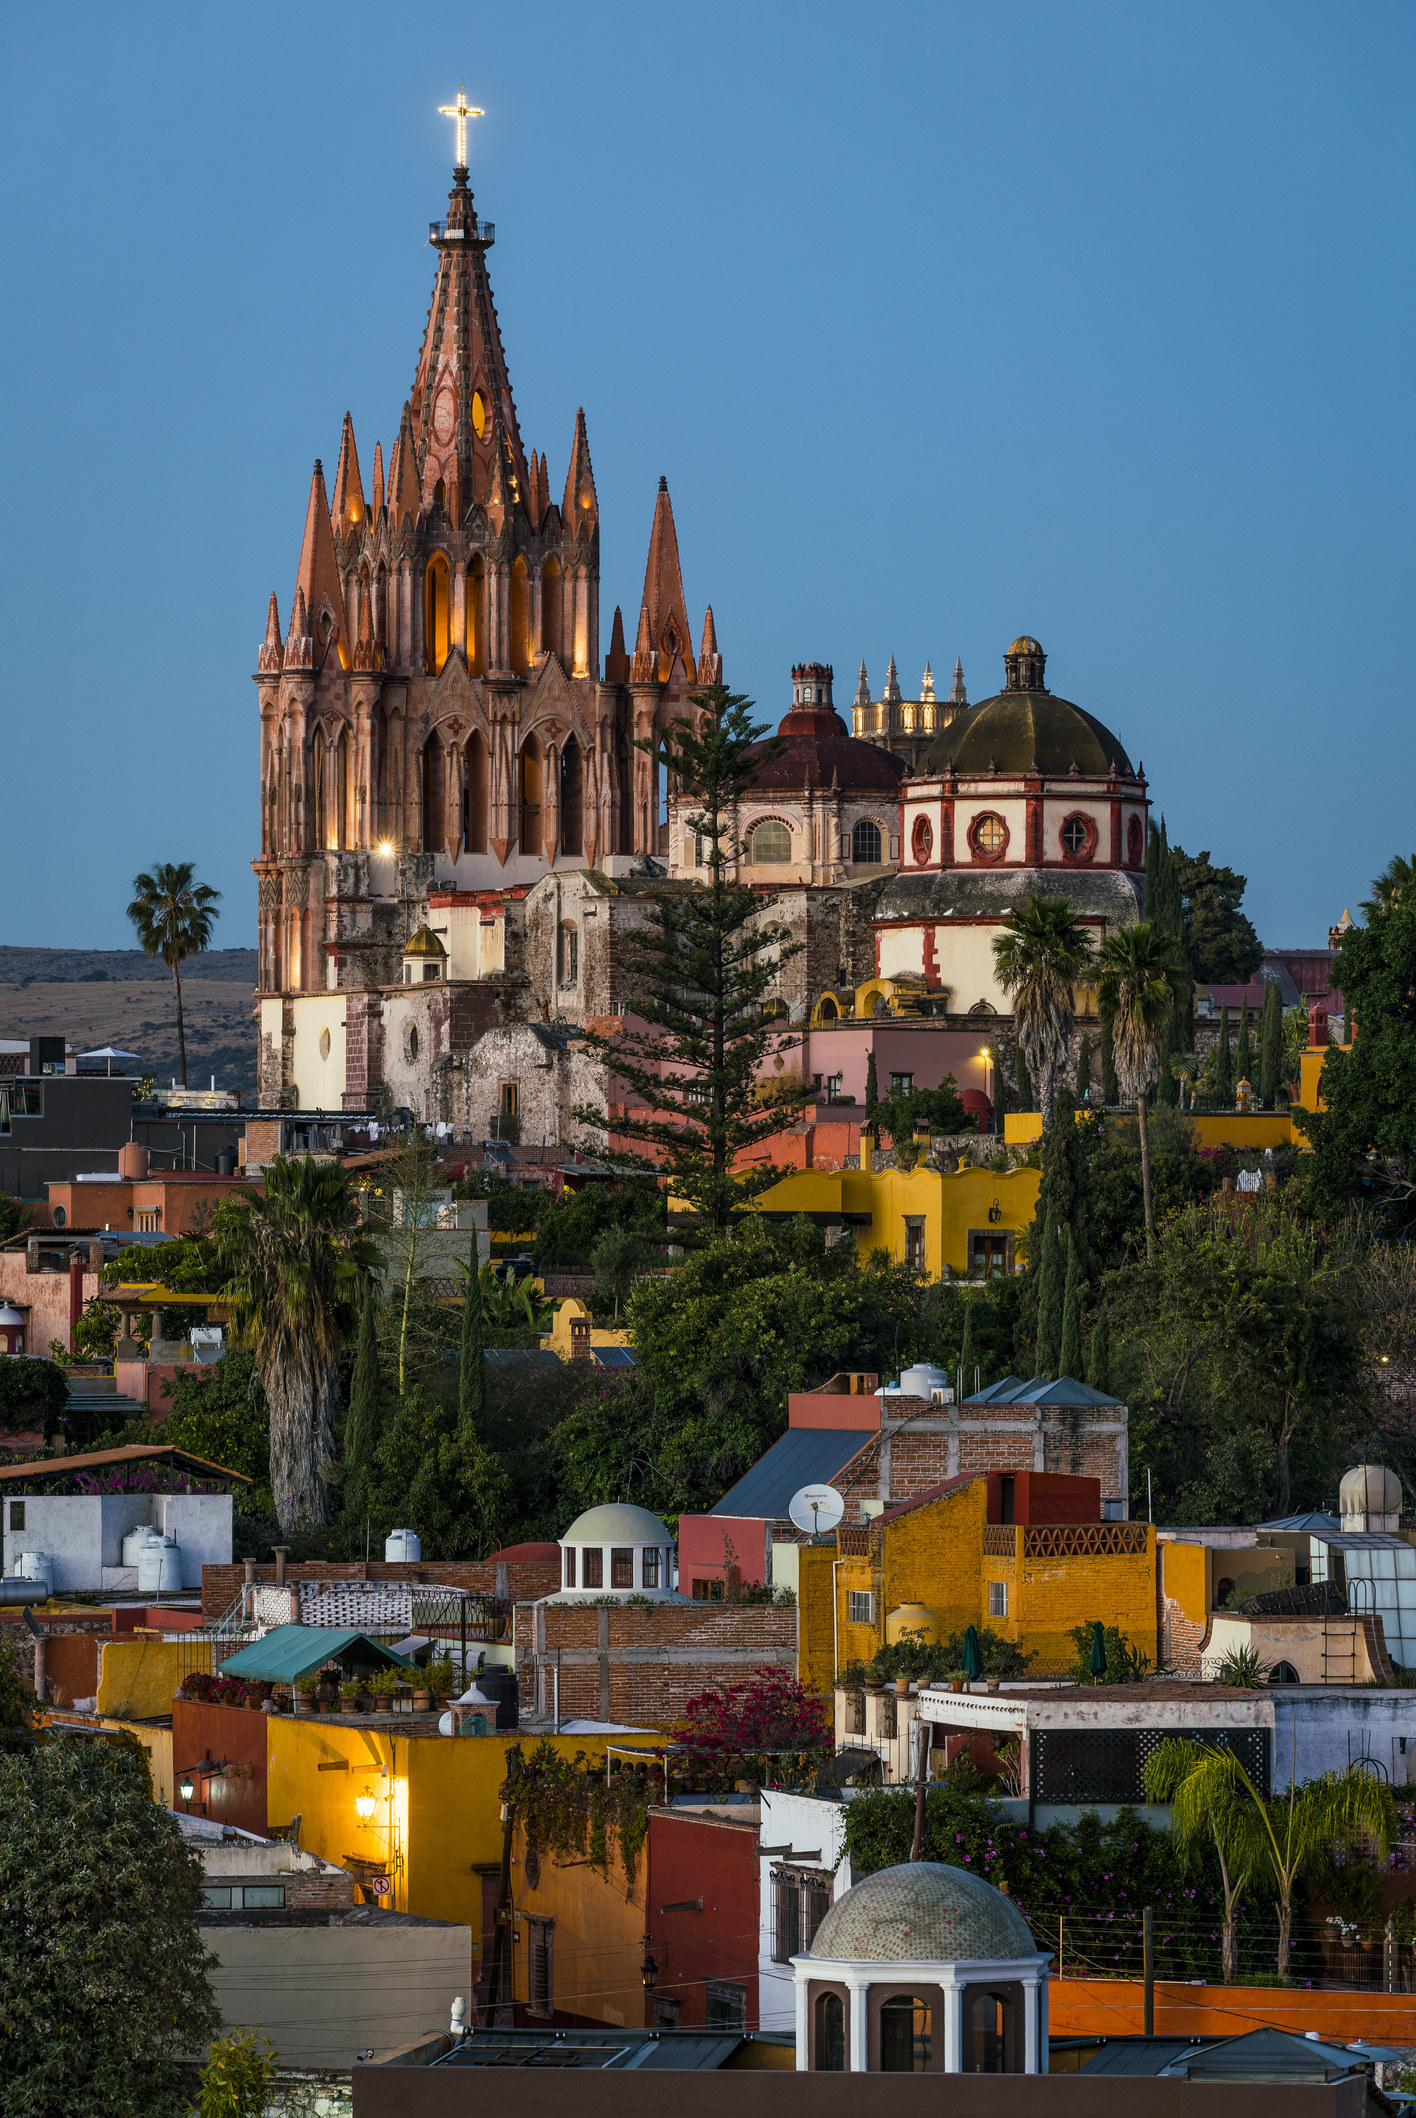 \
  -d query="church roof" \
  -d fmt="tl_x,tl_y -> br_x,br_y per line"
748,704 -> 906,796
809,1862 -> 1038,1965
876,866 -> 1143,928
920,687 -> 1134,779
636,479 -> 694,682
